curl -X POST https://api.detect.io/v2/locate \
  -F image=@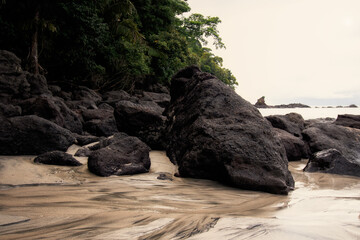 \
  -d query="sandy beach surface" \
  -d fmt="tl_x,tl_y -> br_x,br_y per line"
0,145 -> 359,239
